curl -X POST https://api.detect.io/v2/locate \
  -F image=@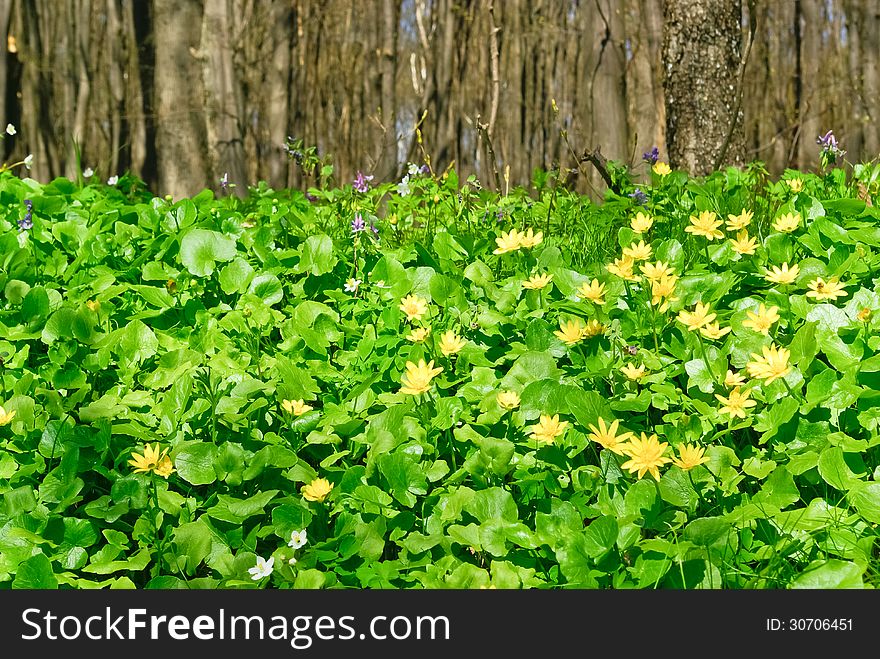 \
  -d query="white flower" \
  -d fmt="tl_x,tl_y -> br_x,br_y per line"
397,175 -> 411,197
5,123 -> 15,136
107,175 -> 118,185
288,557 -> 297,566
408,163 -> 421,177
83,167 -> 94,178
247,555 -> 274,581
288,529 -> 307,550
23,154 -> 33,170
344,278 -> 361,293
